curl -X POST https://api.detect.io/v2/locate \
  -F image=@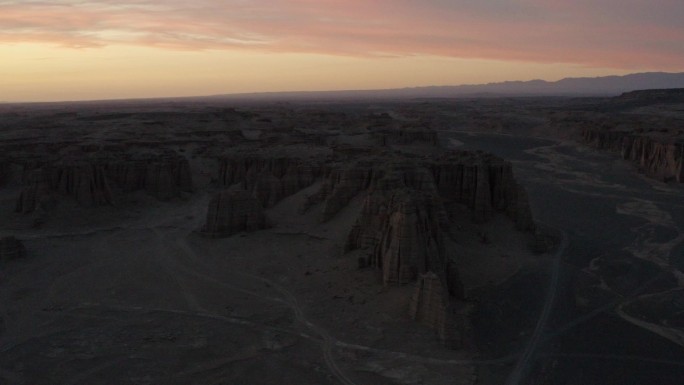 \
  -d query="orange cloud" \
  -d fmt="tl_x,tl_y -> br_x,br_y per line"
0,0 -> 683,69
